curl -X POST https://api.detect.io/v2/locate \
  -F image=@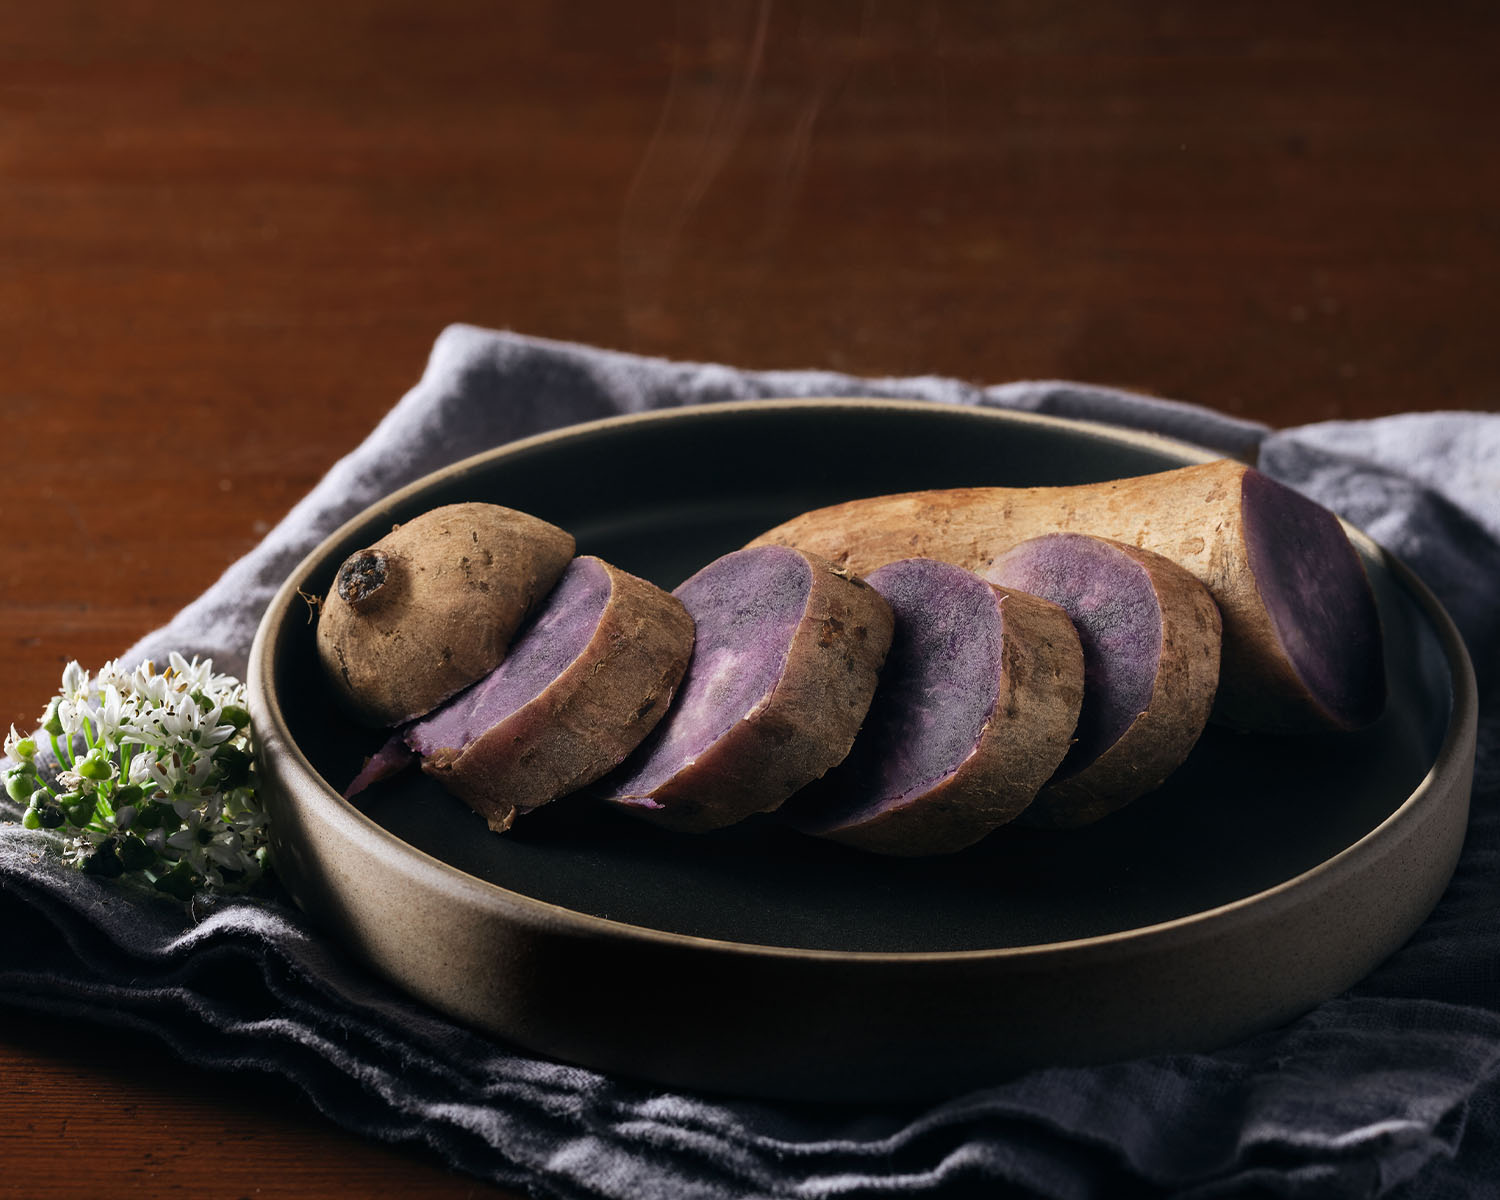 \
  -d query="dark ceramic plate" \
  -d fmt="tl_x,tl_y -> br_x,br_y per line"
249,400 -> 1477,1101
